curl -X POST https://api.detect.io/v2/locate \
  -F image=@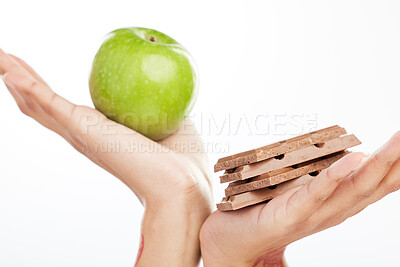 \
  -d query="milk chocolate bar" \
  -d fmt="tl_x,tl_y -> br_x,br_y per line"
224,151 -> 347,197
217,173 -> 316,211
214,125 -> 346,172
215,126 -> 361,211
220,134 -> 360,183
